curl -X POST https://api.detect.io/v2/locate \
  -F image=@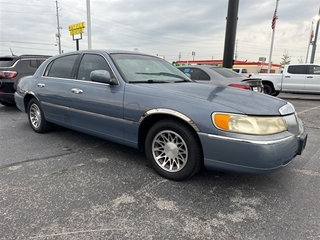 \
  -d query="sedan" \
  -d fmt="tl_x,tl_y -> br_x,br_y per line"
14,50 -> 307,181
177,65 -> 263,92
